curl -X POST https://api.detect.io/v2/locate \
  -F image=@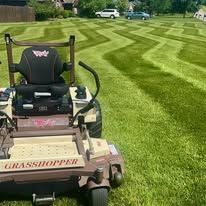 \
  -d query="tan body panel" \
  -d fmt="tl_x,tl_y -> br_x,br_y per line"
70,87 -> 96,125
